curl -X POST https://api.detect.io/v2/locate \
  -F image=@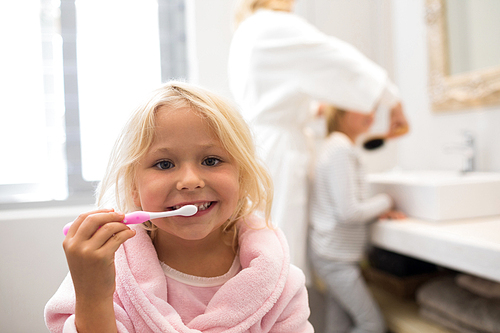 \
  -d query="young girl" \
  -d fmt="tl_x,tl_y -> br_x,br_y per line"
309,105 -> 406,333
45,81 -> 313,333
